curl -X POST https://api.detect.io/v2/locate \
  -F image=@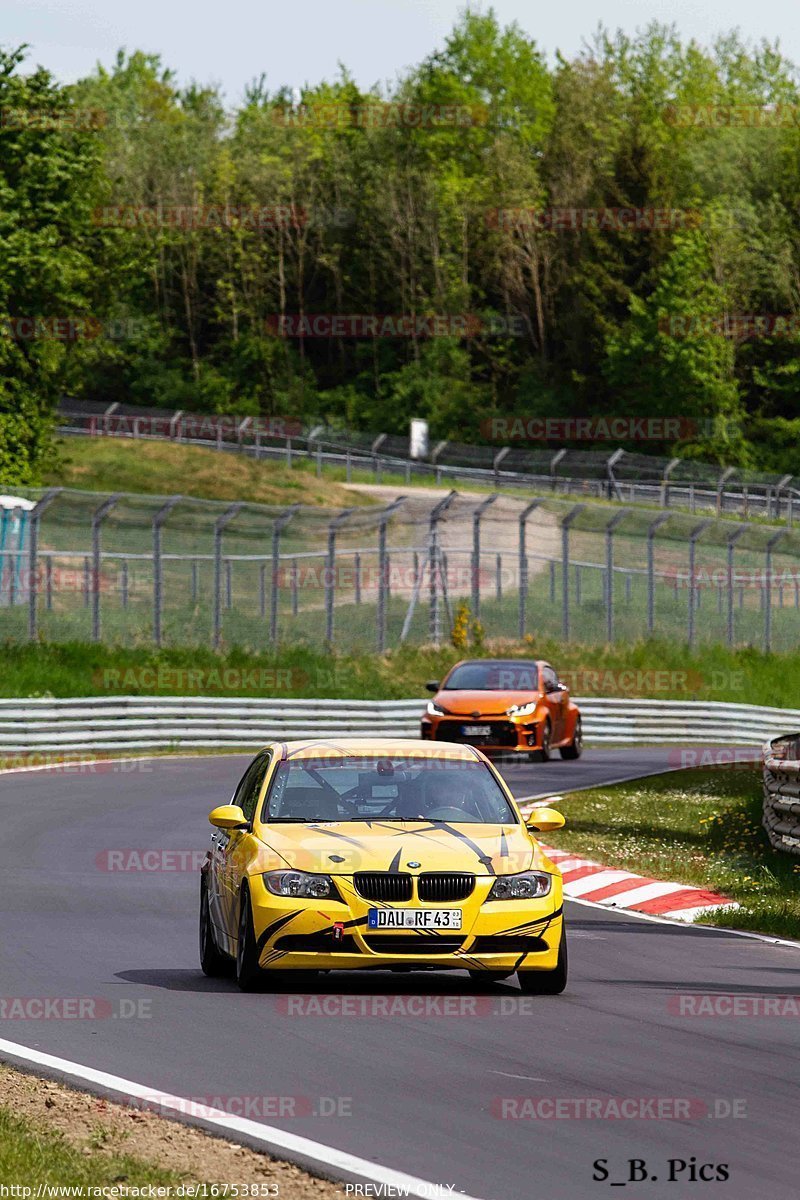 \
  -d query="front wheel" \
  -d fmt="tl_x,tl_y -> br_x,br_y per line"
236,887 -> 266,992
517,931 -> 568,995
560,716 -> 583,760
199,874 -> 231,977
530,720 -> 551,763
